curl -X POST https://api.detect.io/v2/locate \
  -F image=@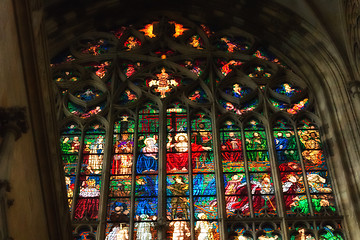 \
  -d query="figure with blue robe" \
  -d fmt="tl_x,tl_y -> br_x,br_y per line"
136,137 -> 158,174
